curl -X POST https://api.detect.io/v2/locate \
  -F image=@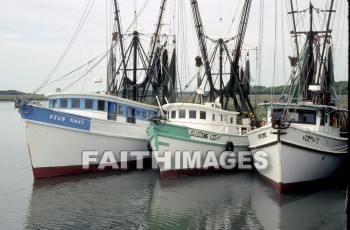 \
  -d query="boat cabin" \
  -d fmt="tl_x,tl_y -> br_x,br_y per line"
47,93 -> 158,125
162,102 -> 251,134
260,102 -> 347,137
